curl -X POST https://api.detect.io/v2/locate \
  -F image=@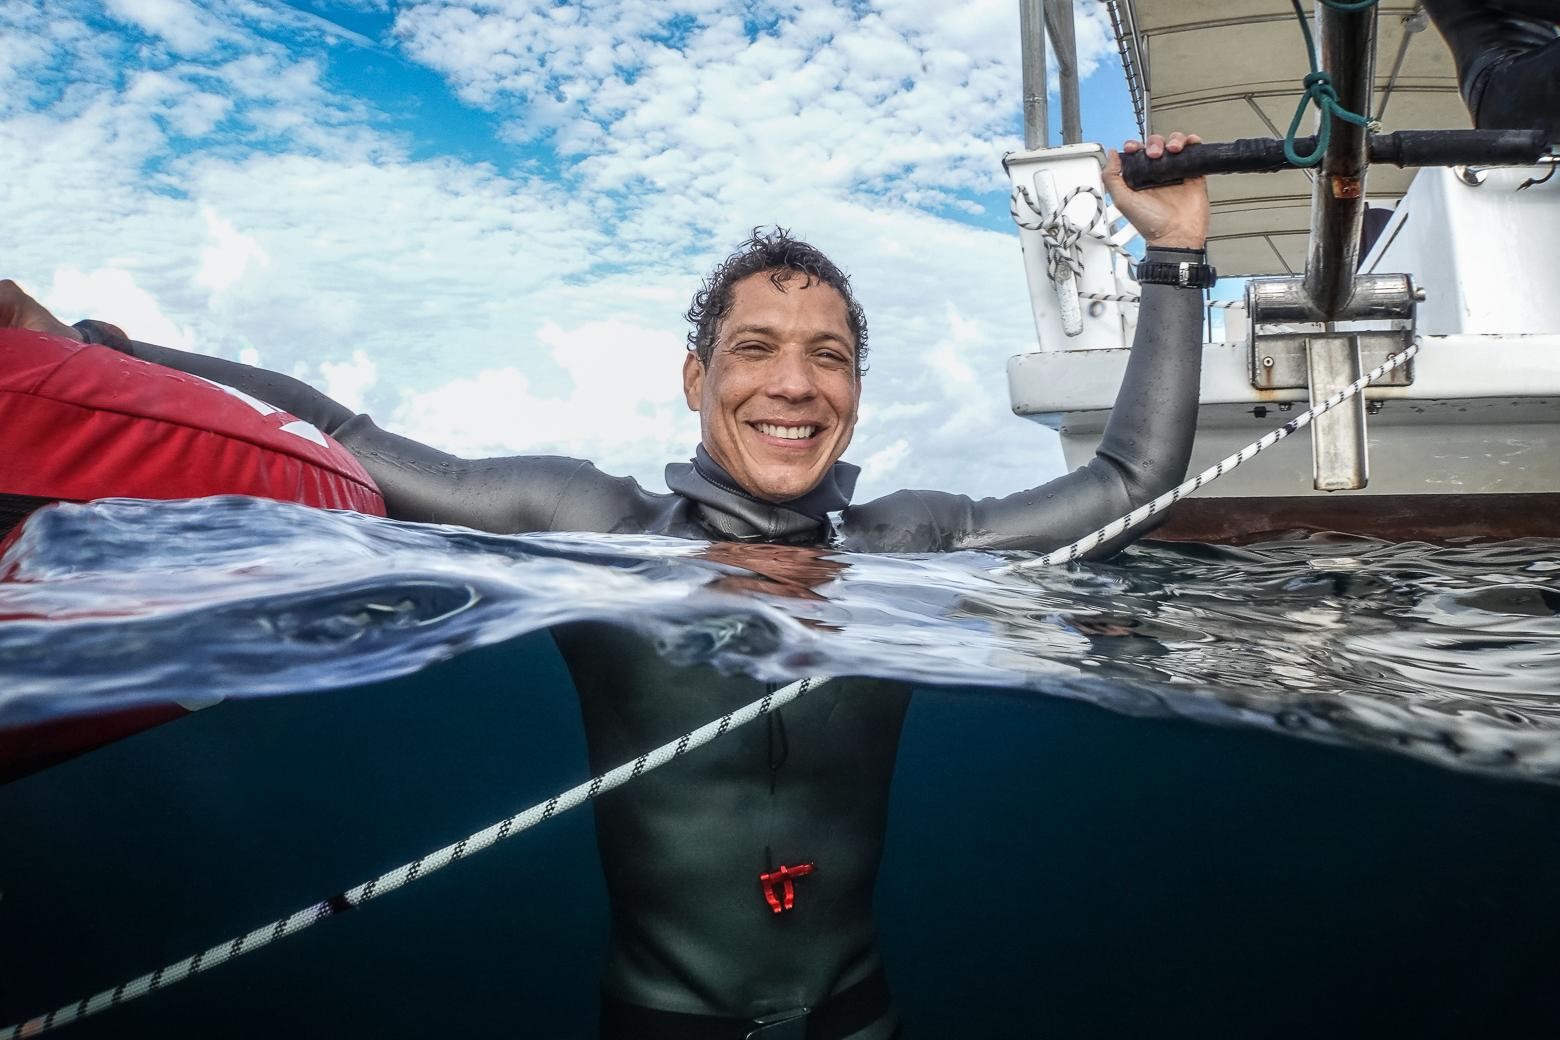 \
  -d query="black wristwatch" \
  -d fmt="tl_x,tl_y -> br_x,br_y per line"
1135,258 -> 1218,289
